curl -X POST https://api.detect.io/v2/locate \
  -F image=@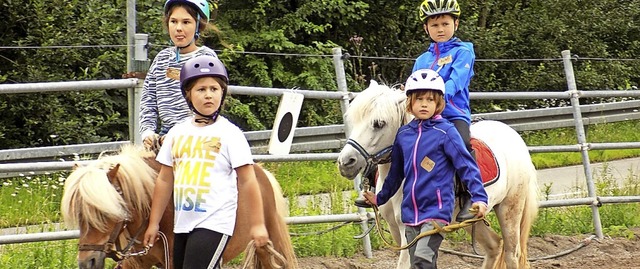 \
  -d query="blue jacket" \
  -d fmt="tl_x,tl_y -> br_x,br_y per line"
412,38 -> 475,124
376,117 -> 488,226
